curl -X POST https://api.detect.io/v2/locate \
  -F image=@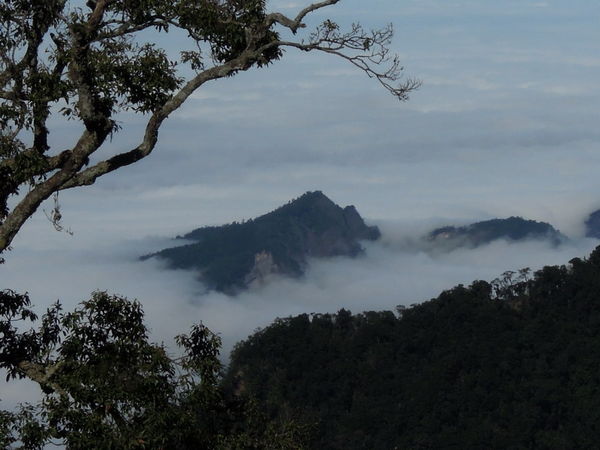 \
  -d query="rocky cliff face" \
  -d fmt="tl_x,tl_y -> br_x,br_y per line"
143,191 -> 380,294
244,251 -> 278,288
